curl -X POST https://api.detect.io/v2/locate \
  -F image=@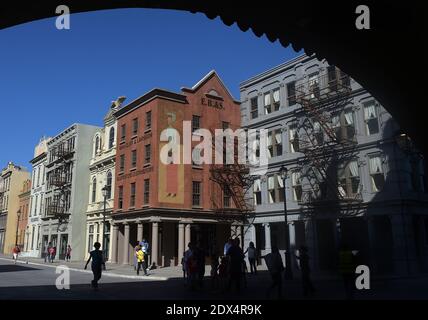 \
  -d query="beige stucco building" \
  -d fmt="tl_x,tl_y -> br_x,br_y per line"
0,162 -> 30,254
